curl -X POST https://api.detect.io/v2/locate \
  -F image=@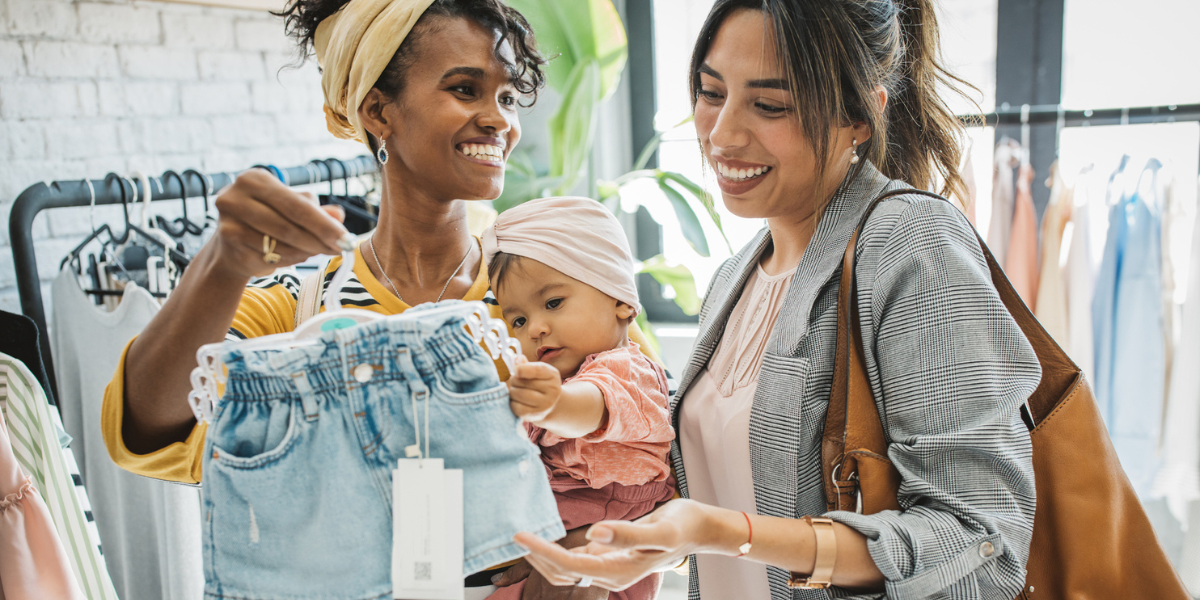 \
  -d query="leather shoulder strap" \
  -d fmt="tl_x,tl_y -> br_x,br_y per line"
822,187 -> 1082,511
